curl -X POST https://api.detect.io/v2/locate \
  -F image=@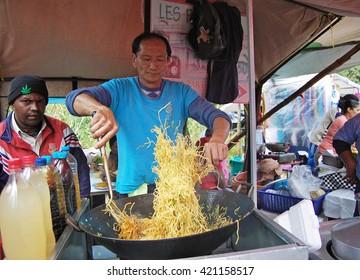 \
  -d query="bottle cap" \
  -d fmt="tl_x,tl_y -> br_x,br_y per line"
52,151 -> 60,159
61,146 -> 70,152
8,158 -> 23,169
42,155 -> 52,163
57,152 -> 68,159
35,157 -> 47,166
